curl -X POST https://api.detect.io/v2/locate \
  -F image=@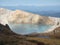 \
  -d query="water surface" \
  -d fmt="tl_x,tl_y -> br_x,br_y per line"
9,24 -> 52,35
